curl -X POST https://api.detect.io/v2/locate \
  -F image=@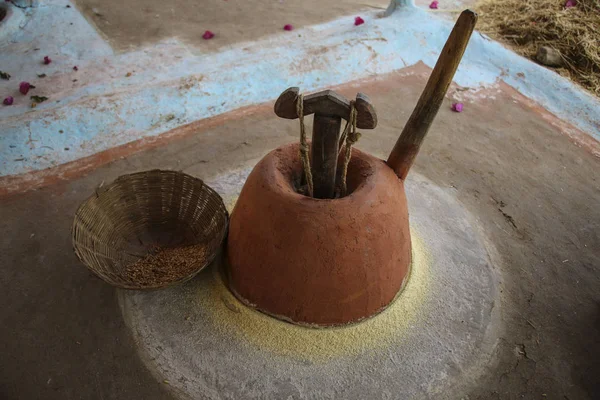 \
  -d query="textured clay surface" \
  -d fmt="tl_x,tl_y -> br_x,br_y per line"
227,143 -> 412,326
